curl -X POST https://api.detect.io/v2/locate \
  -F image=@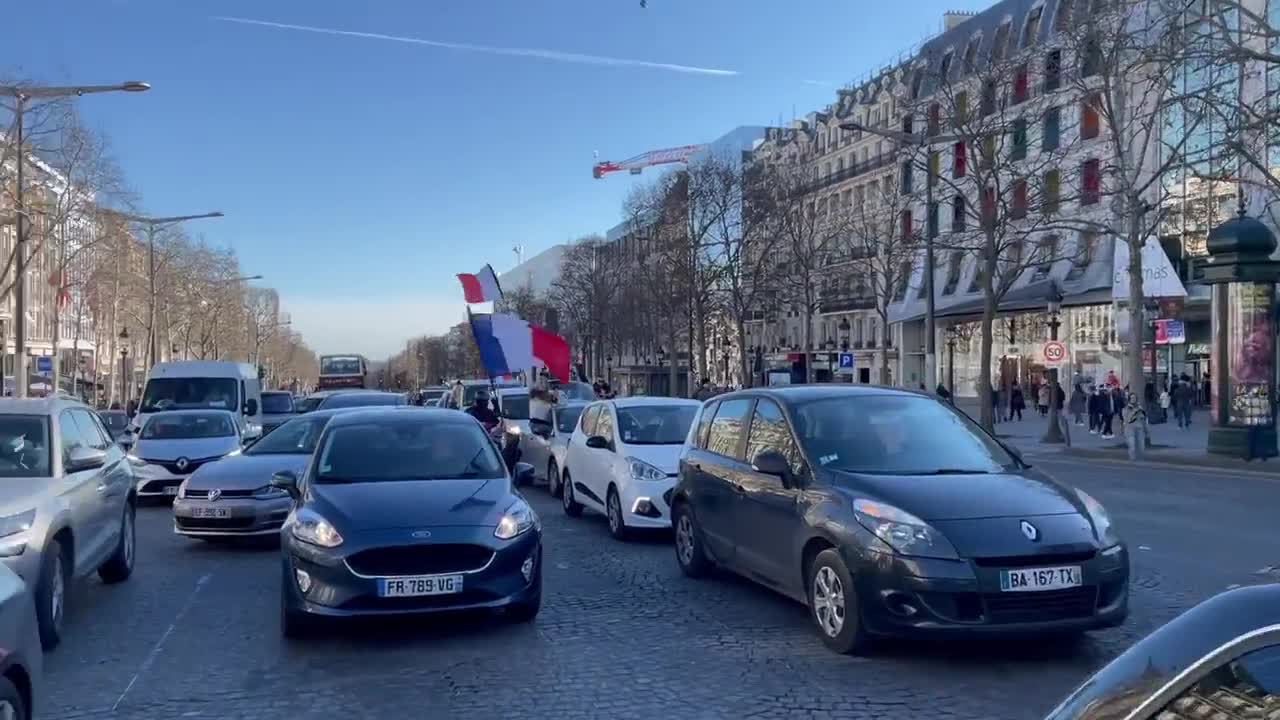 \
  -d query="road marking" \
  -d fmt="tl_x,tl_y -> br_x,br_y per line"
112,571 -> 215,711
